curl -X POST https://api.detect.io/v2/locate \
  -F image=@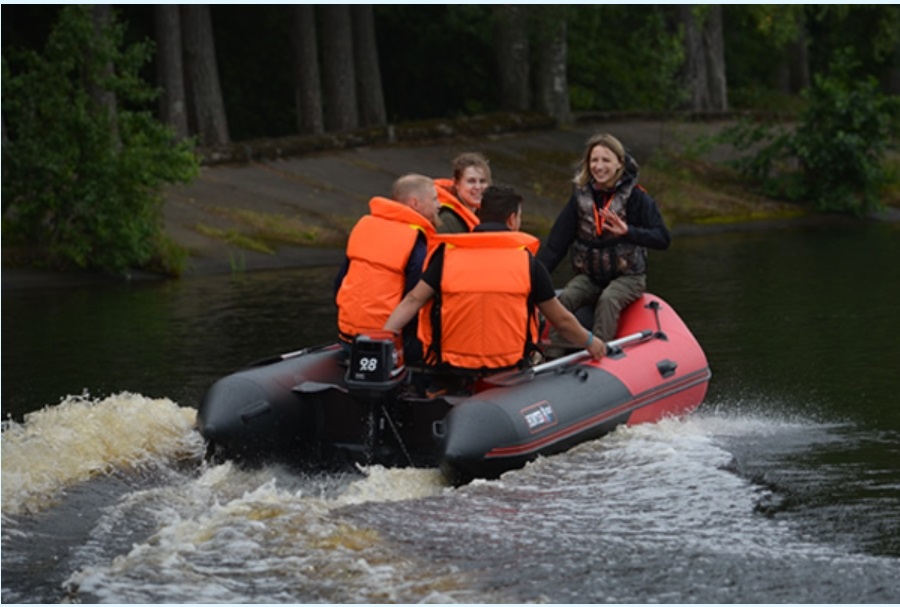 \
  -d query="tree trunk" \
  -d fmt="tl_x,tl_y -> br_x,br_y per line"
679,5 -> 727,112
890,43 -> 900,95
787,28 -> 811,93
291,5 -> 324,134
154,5 -> 189,140
181,5 -> 230,146
773,11 -> 810,94
533,7 -> 571,125
679,5 -> 710,111
352,5 -> 386,127
493,5 -> 530,112
319,5 -> 359,132
703,5 -> 727,111
89,5 -> 119,145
